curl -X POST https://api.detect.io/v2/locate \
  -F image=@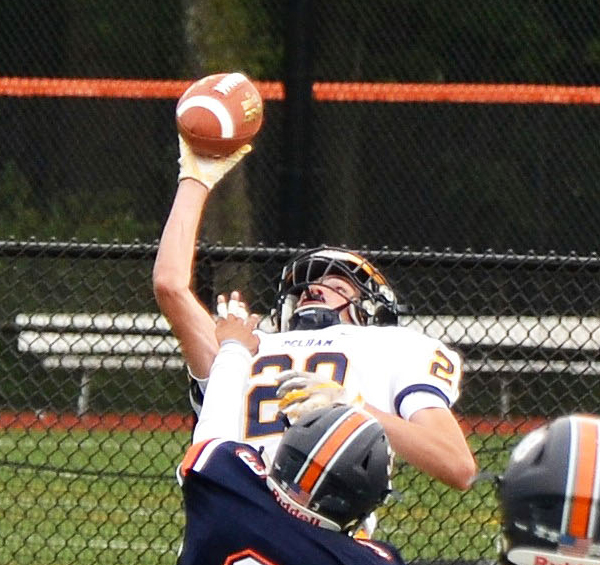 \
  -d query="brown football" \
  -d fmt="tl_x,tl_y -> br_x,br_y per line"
176,72 -> 263,157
